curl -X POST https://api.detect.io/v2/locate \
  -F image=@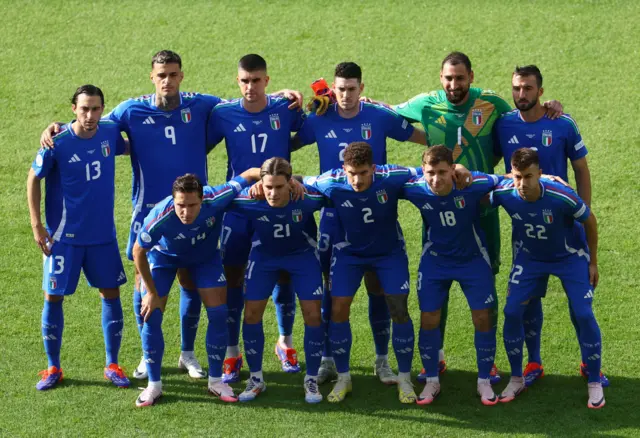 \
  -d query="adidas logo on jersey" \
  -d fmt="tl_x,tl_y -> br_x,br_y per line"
174,233 -> 186,240
218,273 -> 226,282
234,123 -> 247,132
142,116 -> 155,125
511,213 -> 522,220
508,135 -> 519,144
584,290 -> 594,299
68,154 -> 81,163
400,281 -> 410,290
484,294 -> 495,304
117,271 -> 126,282
257,215 -> 270,222
341,200 -> 354,208
325,130 -> 337,139
422,203 -> 433,210
312,287 -> 323,296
